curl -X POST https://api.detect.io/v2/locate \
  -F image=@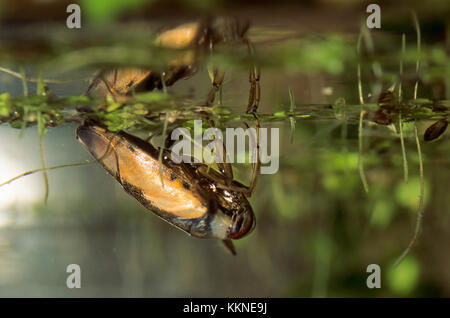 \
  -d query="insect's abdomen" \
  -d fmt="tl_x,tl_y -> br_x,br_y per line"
76,124 -> 208,220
